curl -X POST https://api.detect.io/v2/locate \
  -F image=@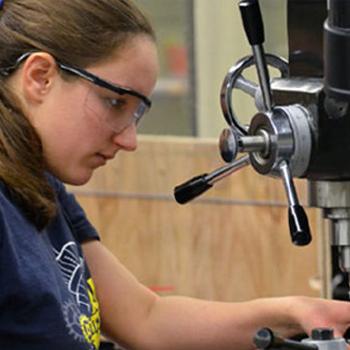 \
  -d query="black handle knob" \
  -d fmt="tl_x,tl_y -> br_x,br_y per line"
239,0 -> 265,45
253,328 -> 317,350
174,174 -> 213,204
288,205 -> 312,246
